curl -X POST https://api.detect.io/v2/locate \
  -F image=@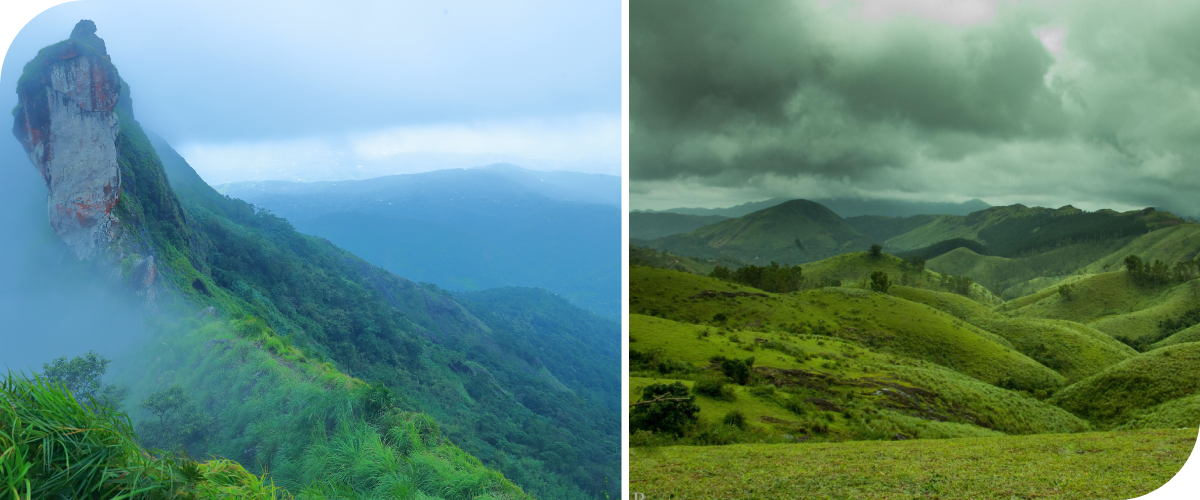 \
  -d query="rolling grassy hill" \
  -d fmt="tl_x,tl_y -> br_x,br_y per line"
1050,342 -> 1200,426
630,313 -> 1087,439
631,266 -> 1064,393
646,200 -> 874,264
